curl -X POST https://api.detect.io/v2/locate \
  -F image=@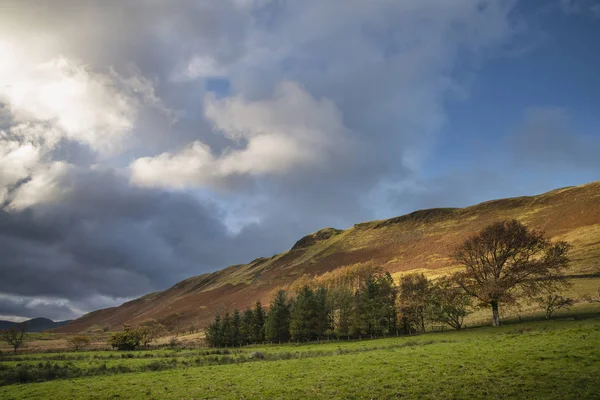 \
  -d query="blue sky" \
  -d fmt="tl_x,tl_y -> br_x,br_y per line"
0,0 -> 598,321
